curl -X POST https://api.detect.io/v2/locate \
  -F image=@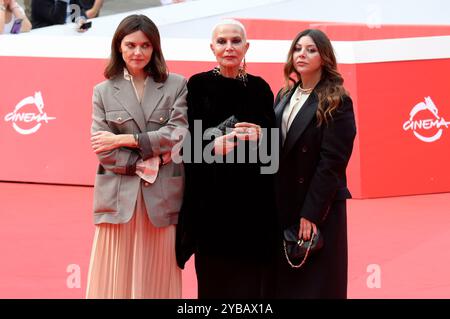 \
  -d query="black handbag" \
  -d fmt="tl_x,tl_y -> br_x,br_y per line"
216,115 -> 239,134
283,224 -> 324,268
